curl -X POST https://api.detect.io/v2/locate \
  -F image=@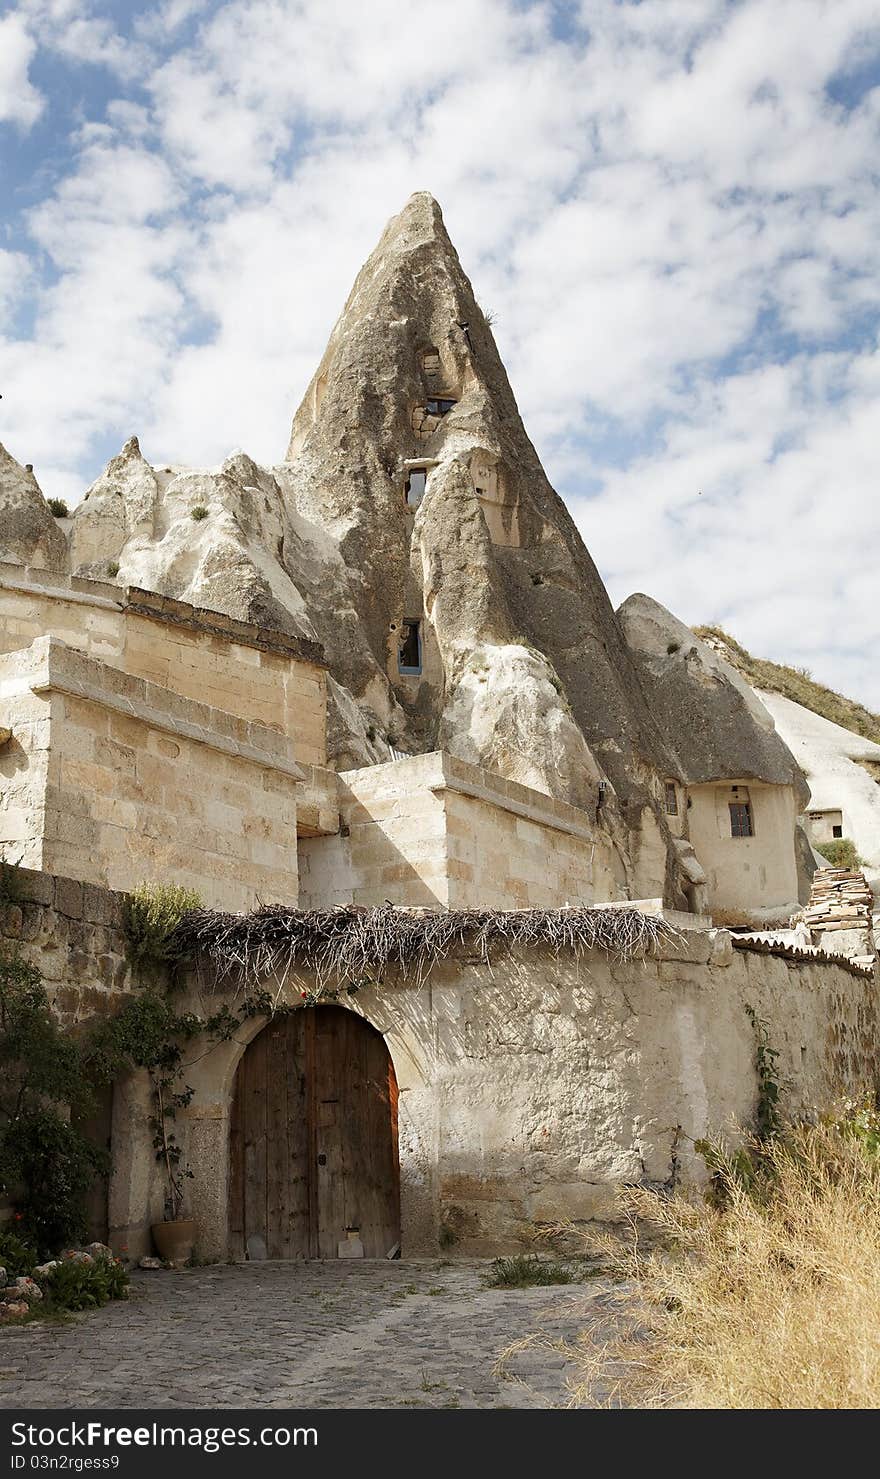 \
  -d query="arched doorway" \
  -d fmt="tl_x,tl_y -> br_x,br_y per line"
228,1006 -> 400,1259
